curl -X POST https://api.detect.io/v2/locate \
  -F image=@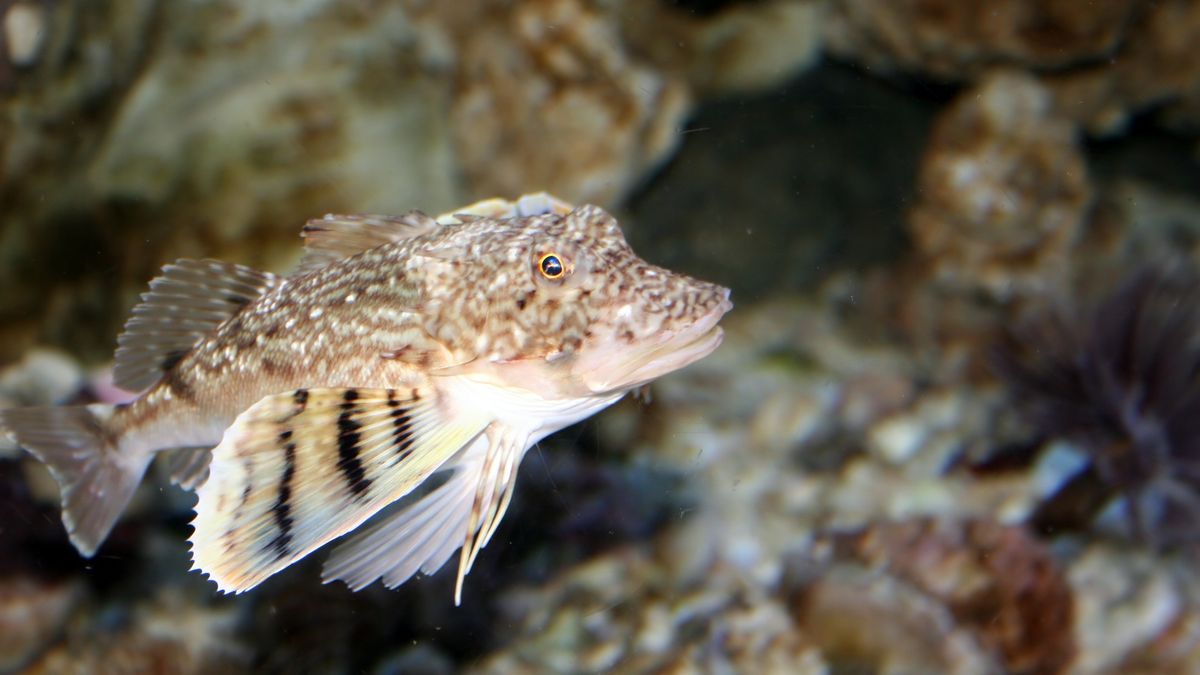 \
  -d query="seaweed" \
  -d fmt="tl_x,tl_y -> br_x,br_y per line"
993,262 -> 1200,546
